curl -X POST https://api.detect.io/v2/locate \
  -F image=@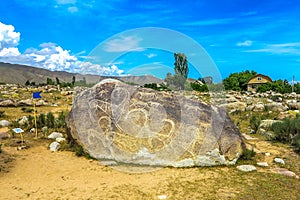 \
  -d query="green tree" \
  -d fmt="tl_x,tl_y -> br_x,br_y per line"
167,53 -> 189,90
72,76 -> 76,86
223,70 -> 257,91
56,77 -> 60,85
174,53 -> 188,78
25,80 -> 30,86
46,77 -> 54,85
